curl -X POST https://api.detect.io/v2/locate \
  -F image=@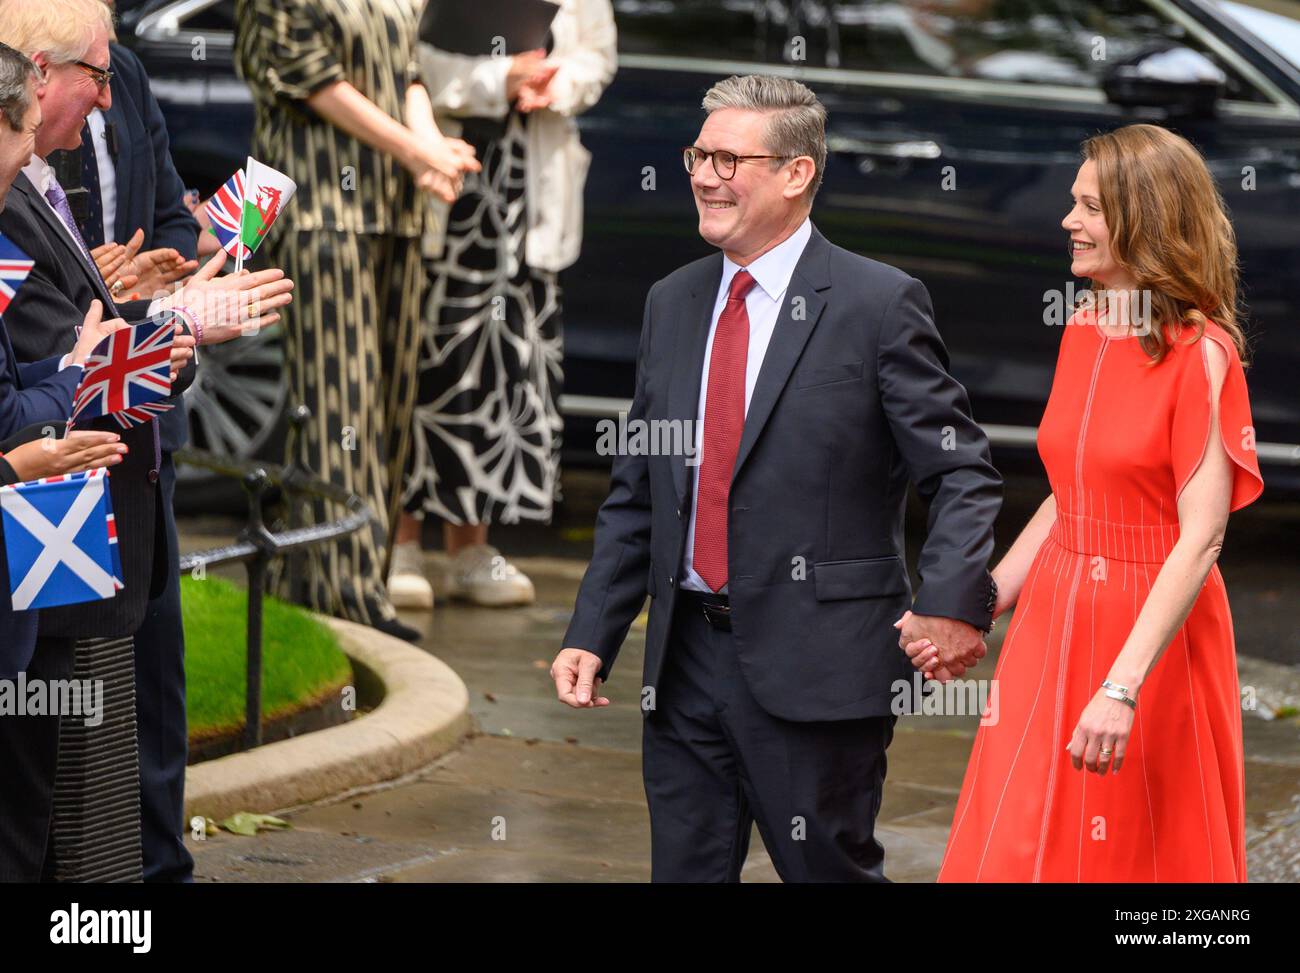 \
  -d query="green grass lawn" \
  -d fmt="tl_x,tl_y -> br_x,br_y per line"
180,575 -> 352,741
